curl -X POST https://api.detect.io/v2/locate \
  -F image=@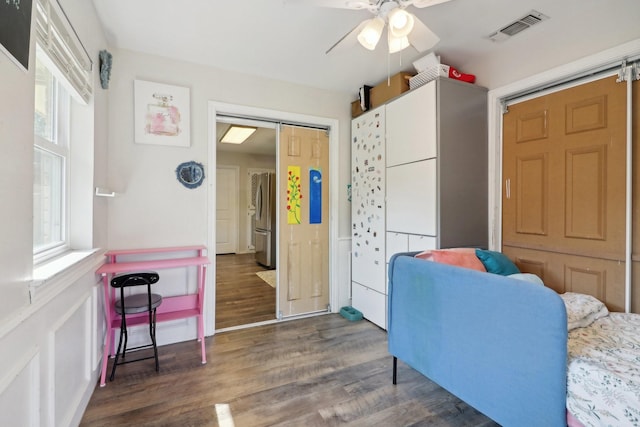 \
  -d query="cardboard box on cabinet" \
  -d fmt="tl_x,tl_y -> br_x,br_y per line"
351,100 -> 365,118
370,72 -> 413,108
